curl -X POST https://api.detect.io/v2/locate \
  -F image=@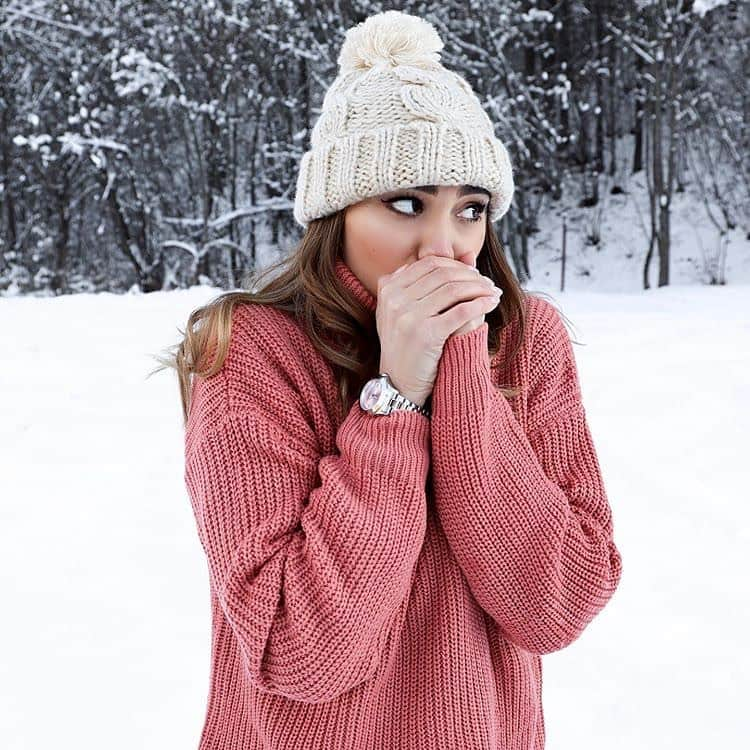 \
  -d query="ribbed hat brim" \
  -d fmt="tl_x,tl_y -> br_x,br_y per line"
293,122 -> 514,228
